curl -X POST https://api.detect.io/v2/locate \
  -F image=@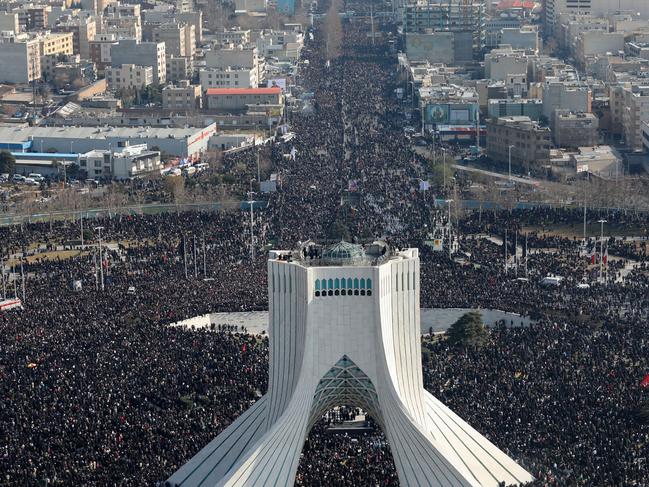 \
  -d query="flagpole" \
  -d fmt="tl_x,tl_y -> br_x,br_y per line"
20,259 -> 25,303
1,256 -> 6,300
597,219 -> 606,282
525,232 -> 528,278
504,228 -> 508,274
202,234 -> 207,277
193,234 -> 198,278
183,234 -> 188,279
514,231 -> 518,277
